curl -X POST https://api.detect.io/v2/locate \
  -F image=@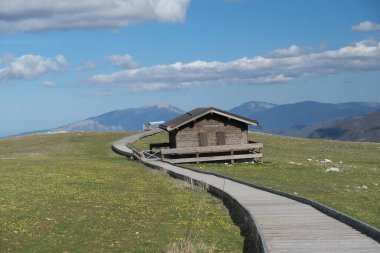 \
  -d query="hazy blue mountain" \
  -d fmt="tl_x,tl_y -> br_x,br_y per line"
52,104 -> 183,132
231,101 -> 380,136
230,101 -> 277,116
309,110 -> 380,142
7,101 -> 380,140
